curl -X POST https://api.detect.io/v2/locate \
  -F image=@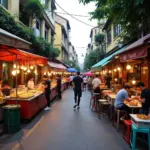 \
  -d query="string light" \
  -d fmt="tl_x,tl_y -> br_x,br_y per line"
126,65 -> 131,70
